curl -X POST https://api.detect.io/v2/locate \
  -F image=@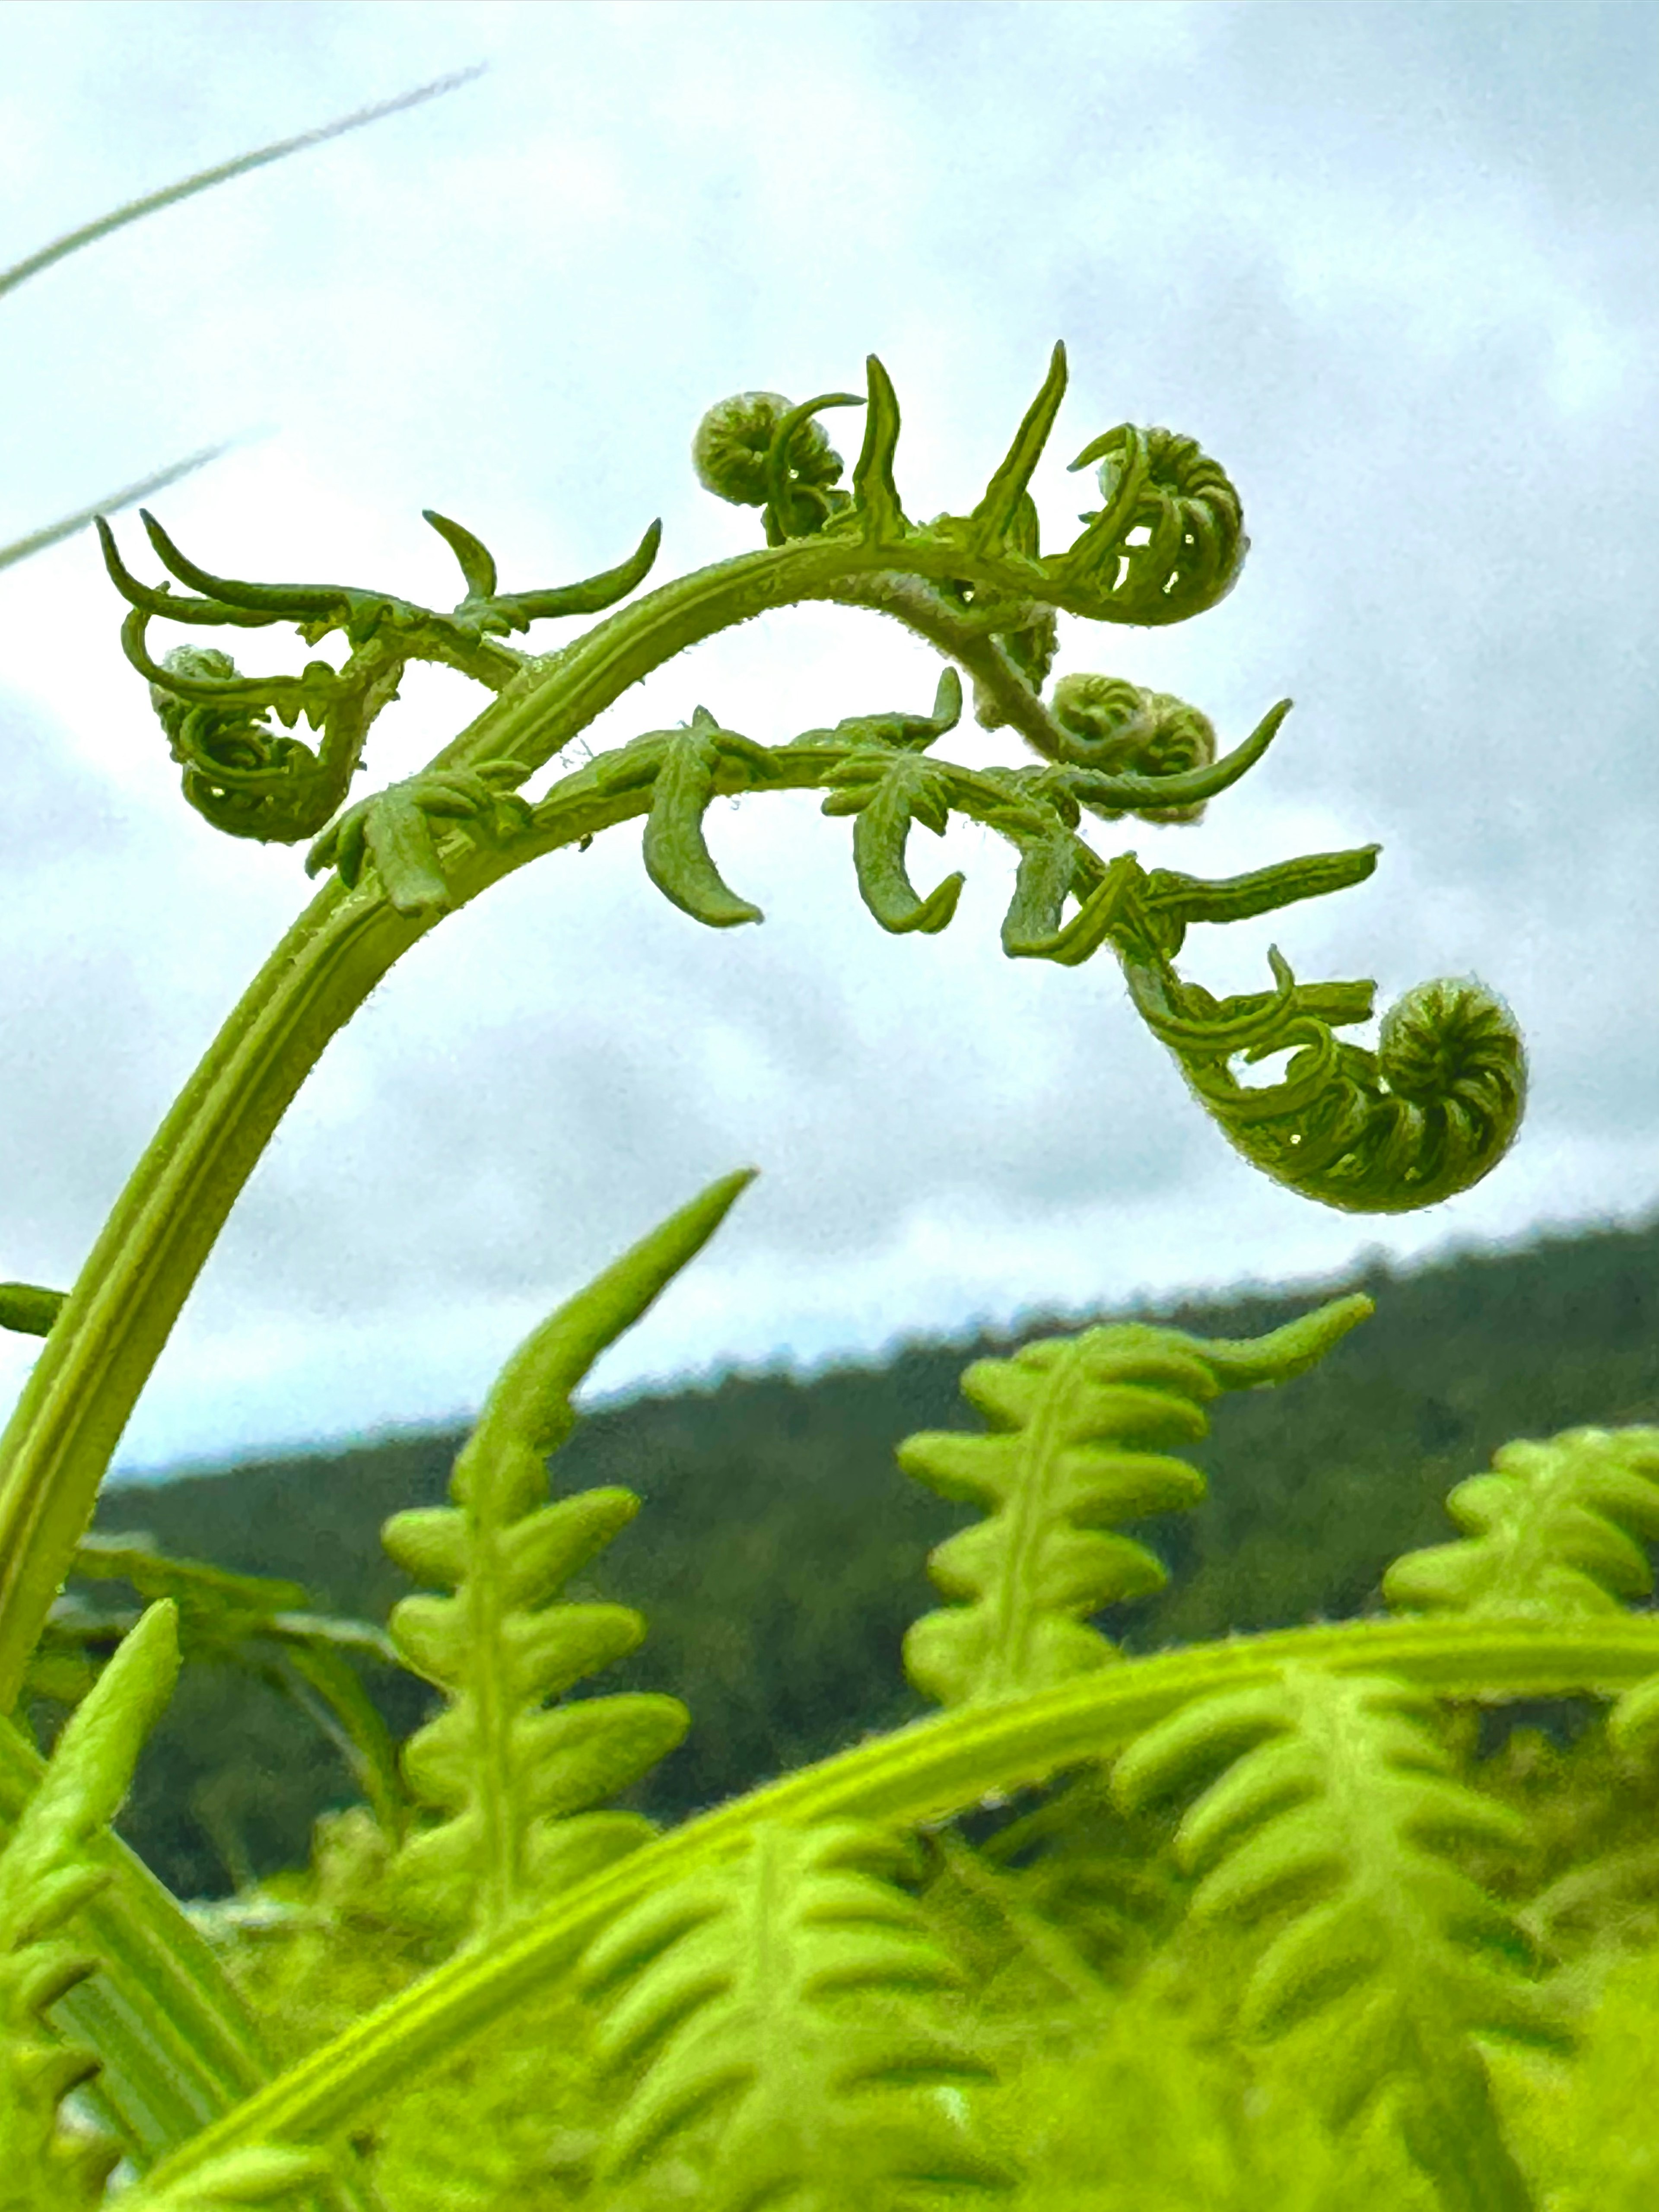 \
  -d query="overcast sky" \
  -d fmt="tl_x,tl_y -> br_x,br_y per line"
3,2 -> 1656,1477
